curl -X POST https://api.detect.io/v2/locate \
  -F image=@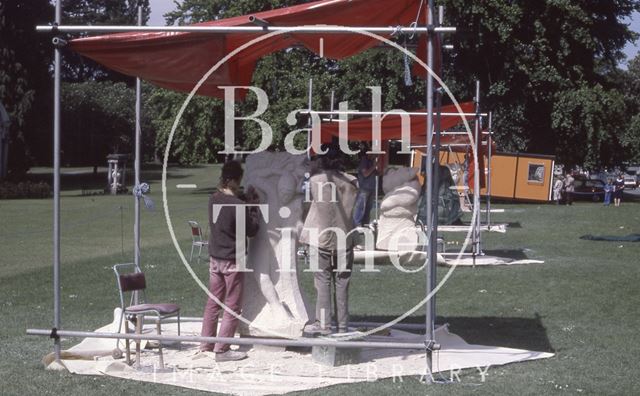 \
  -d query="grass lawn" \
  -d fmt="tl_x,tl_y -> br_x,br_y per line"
1,164 -> 639,395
